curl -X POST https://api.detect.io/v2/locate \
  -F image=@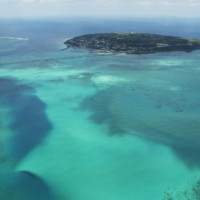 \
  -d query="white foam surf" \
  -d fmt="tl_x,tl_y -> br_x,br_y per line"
0,36 -> 28,41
